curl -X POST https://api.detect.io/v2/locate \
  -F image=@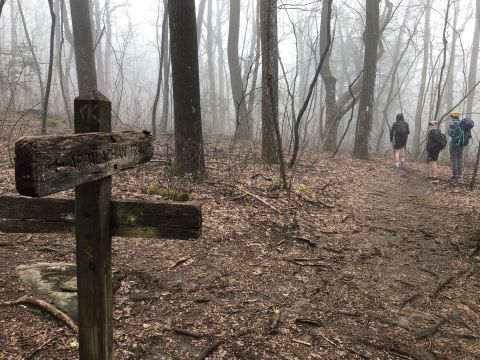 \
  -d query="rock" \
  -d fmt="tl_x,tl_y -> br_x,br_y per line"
16,262 -> 124,320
